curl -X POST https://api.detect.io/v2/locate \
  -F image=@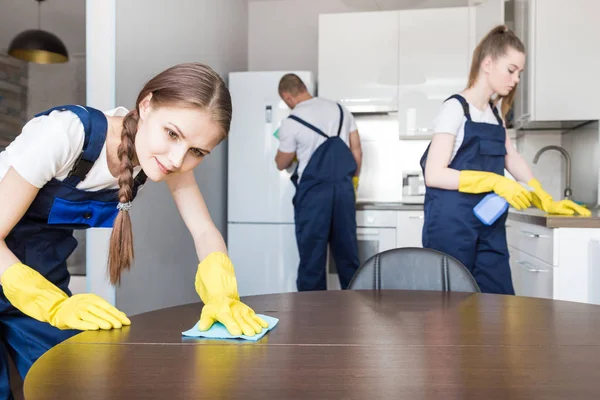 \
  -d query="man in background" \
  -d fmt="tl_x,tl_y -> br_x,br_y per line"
275,73 -> 362,291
